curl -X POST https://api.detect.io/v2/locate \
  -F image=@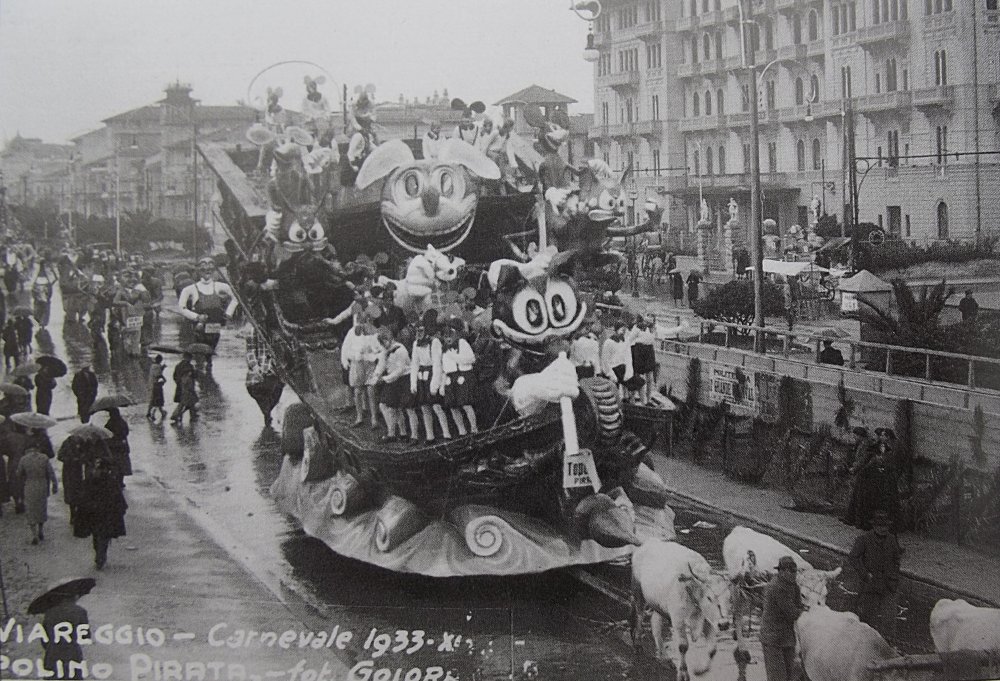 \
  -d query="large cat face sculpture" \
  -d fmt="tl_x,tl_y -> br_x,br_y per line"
356,139 -> 500,253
